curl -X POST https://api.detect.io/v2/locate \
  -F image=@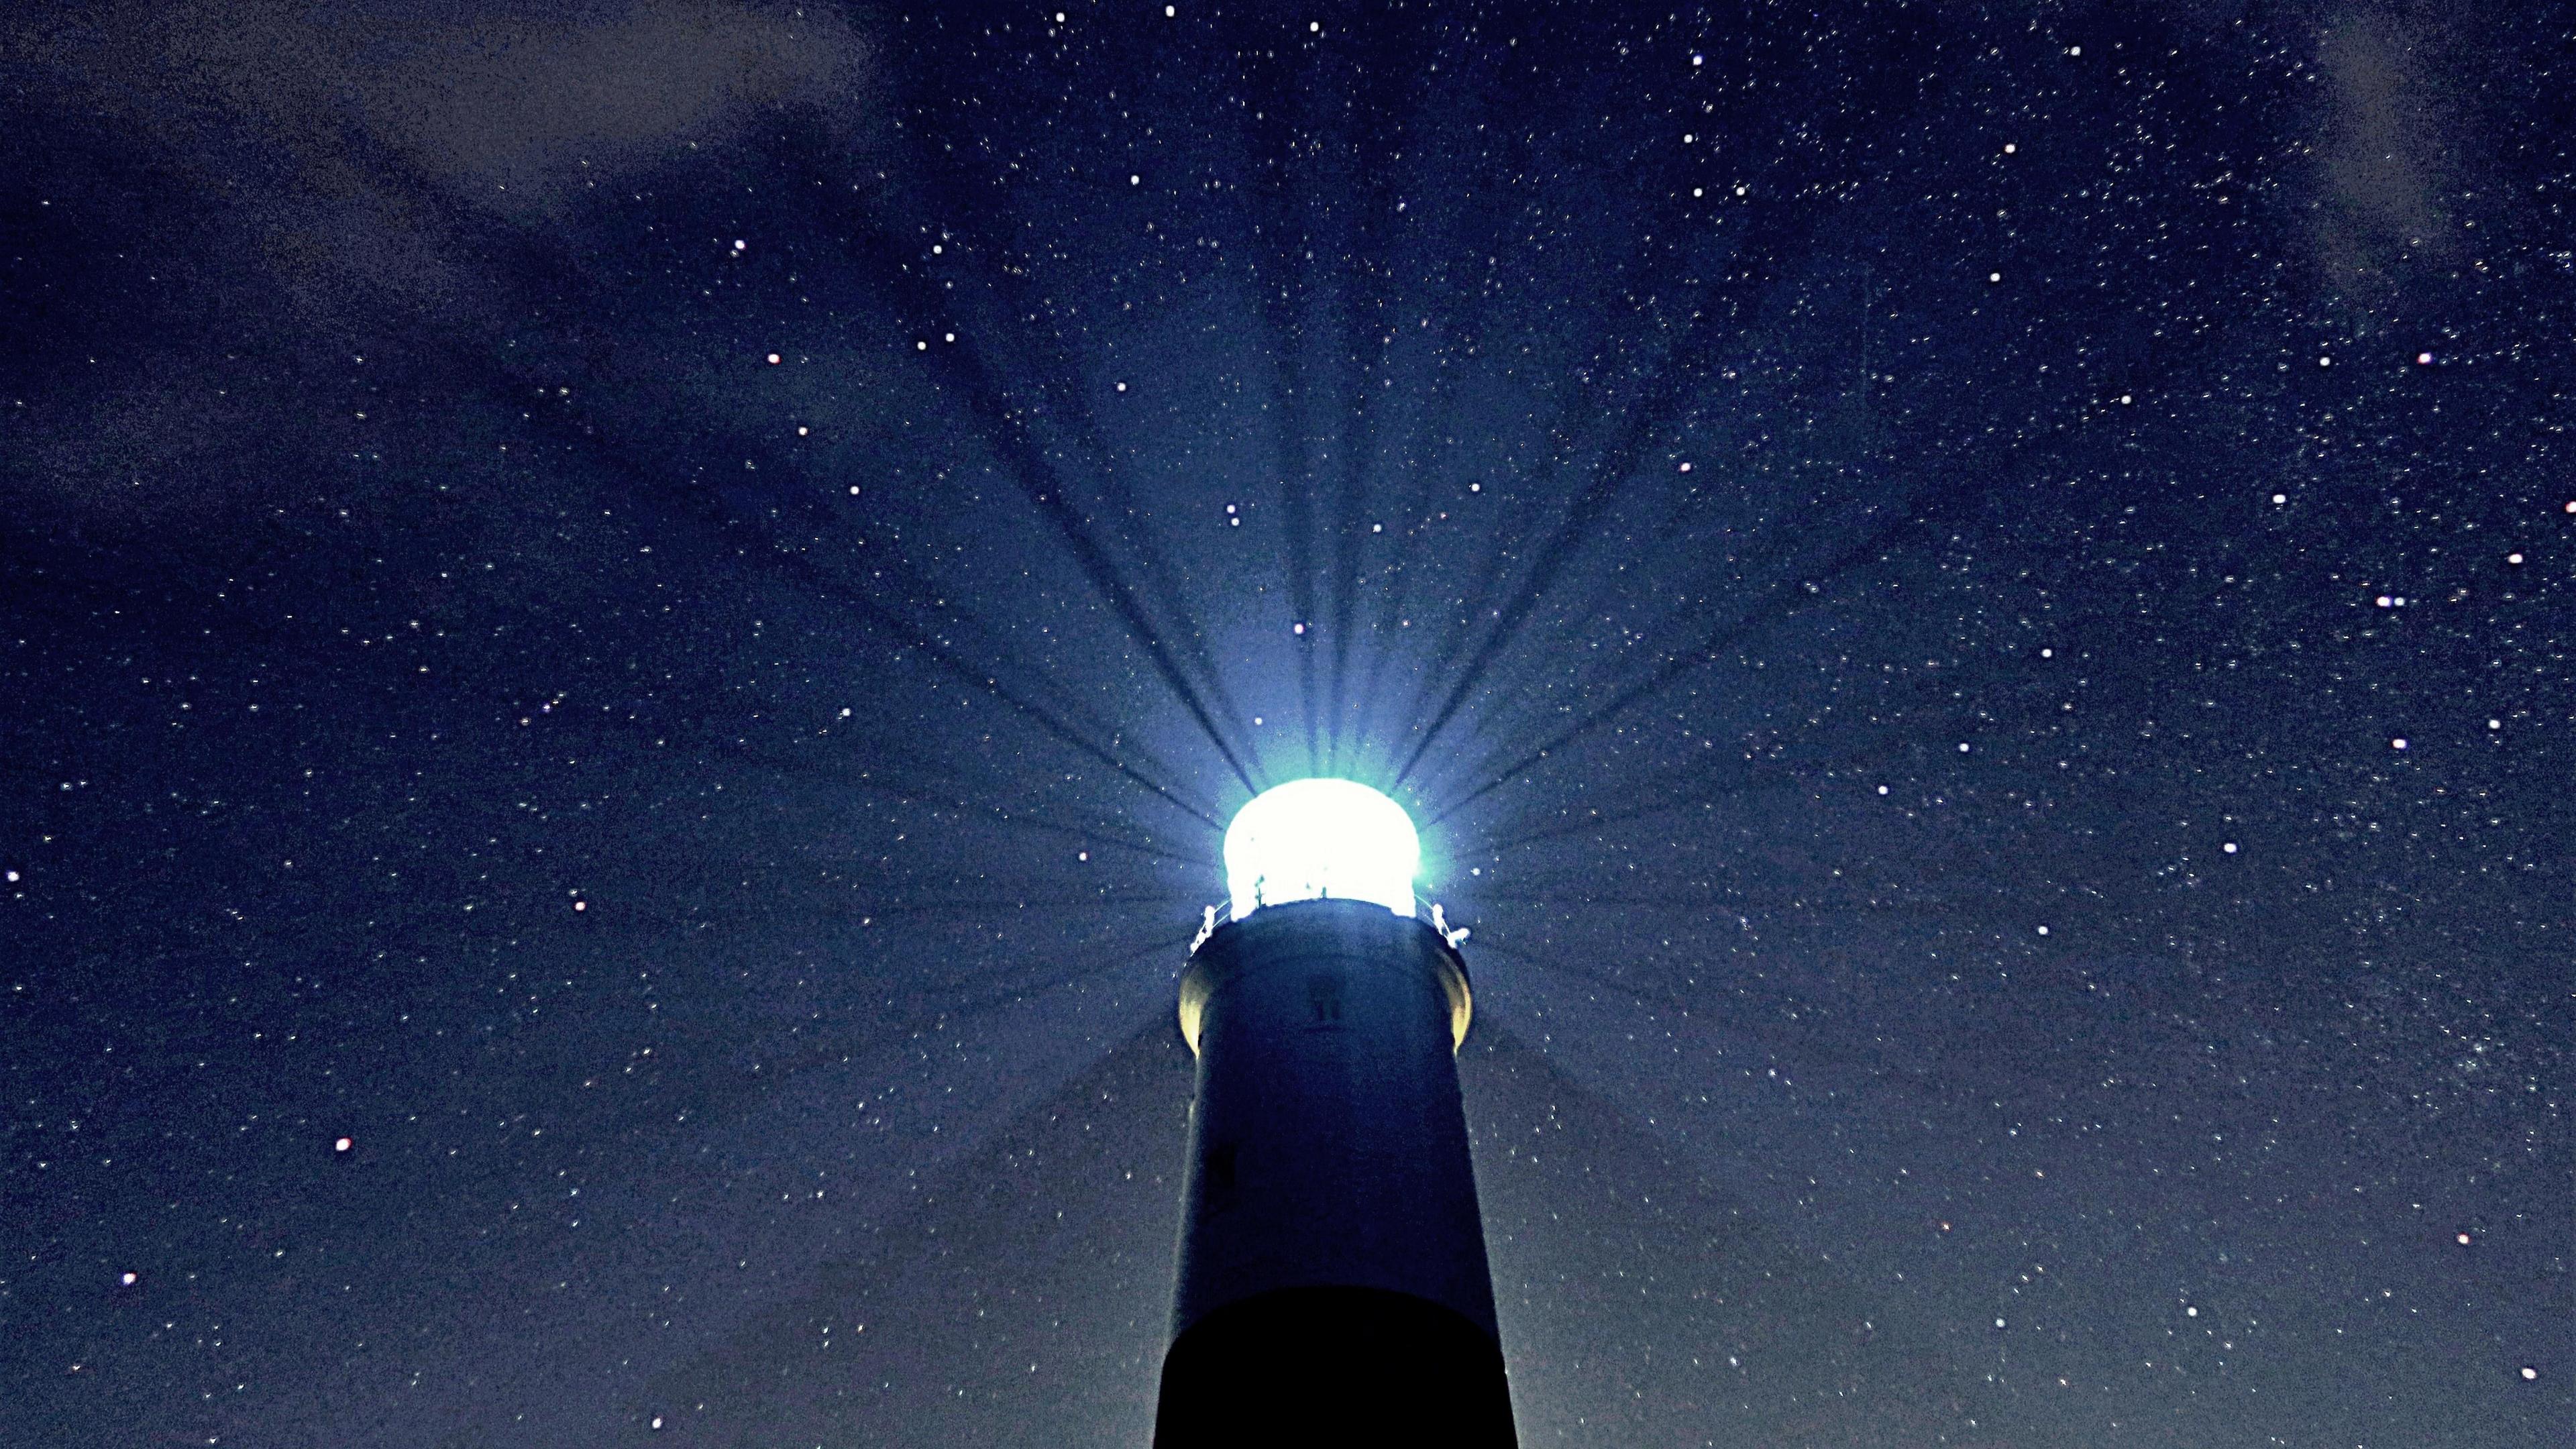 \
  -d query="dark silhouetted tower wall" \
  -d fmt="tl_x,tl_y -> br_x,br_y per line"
1152,896 -> 1516,1446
